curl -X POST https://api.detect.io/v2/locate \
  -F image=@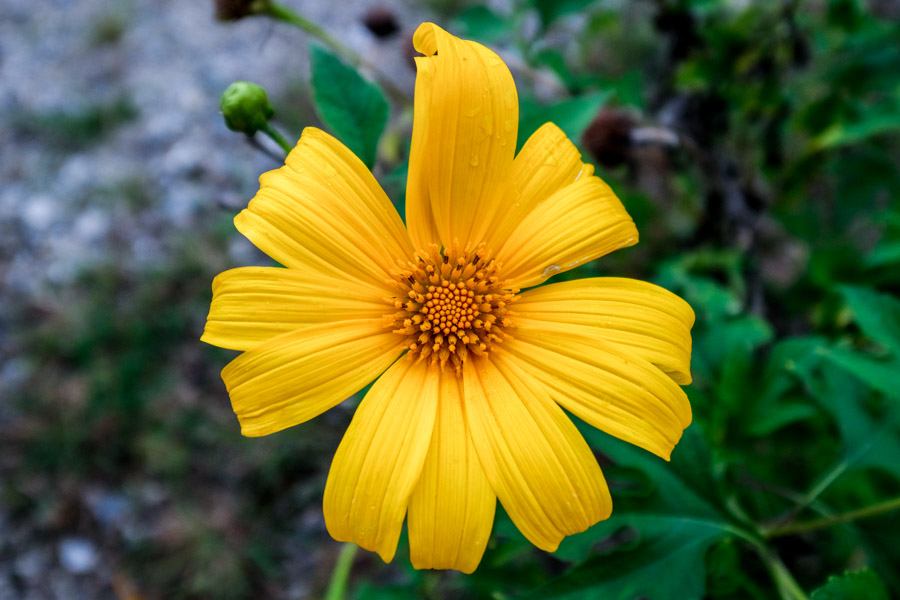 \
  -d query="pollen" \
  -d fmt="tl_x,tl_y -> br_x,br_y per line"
386,243 -> 518,375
